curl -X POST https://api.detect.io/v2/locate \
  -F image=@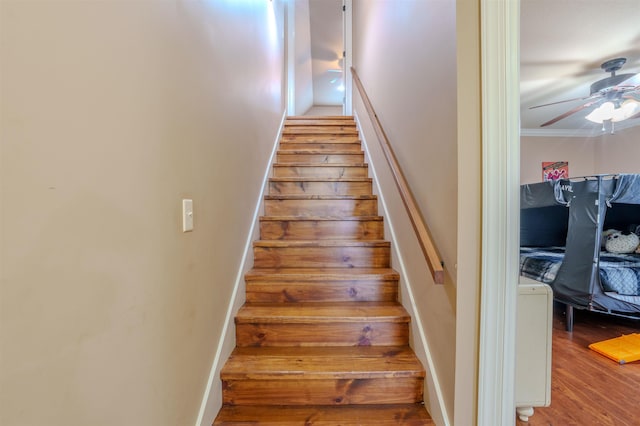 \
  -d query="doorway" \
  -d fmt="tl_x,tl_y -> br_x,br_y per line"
286,0 -> 352,116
